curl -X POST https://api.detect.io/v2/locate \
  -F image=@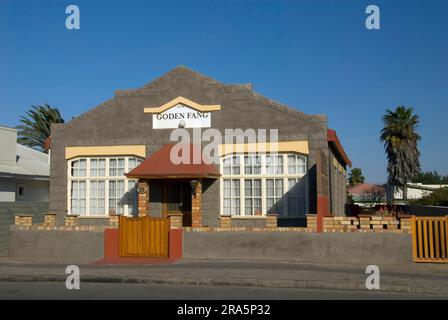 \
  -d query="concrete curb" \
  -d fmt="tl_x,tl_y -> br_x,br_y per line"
1,274 -> 447,297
